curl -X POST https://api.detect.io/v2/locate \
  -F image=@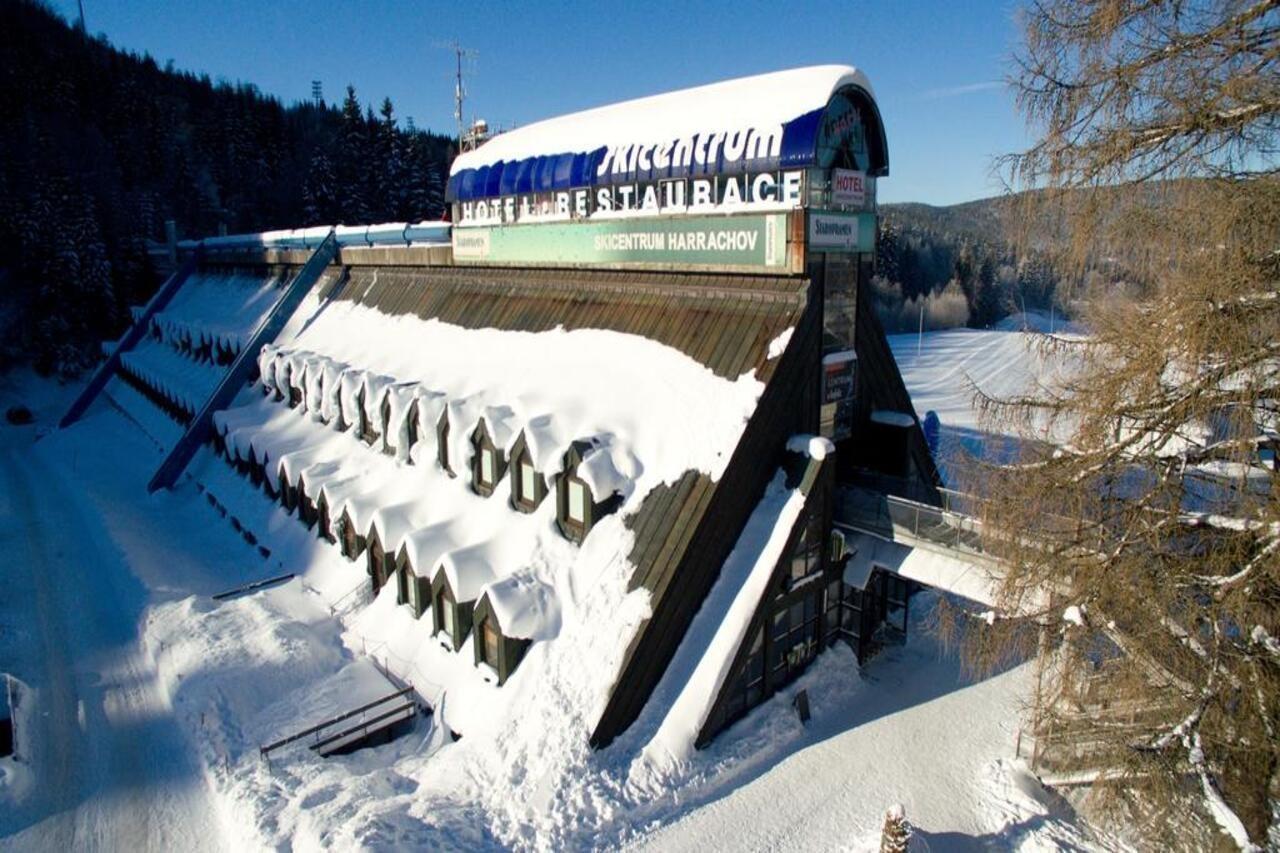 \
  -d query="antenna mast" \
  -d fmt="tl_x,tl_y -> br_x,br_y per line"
445,40 -> 478,152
